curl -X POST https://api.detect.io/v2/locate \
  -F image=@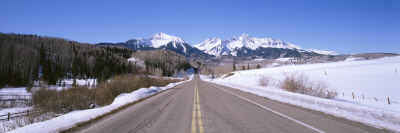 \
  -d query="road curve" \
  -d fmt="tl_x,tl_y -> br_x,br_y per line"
73,74 -> 389,133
